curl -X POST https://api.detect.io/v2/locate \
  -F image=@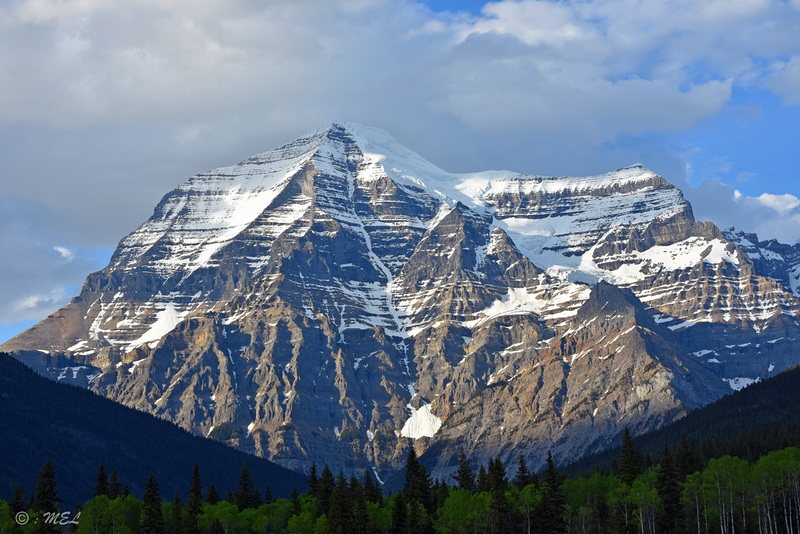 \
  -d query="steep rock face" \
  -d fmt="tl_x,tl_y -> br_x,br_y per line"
425,282 -> 730,474
5,122 -> 800,480
724,228 -> 800,297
